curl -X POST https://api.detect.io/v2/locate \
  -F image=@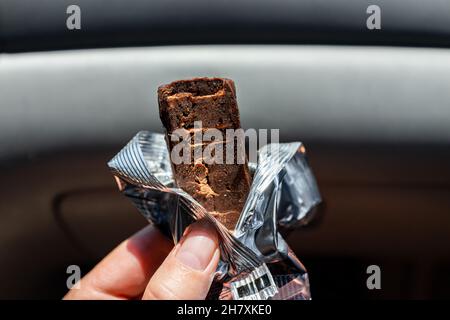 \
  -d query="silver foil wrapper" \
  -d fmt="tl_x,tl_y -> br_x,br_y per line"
108,131 -> 322,300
